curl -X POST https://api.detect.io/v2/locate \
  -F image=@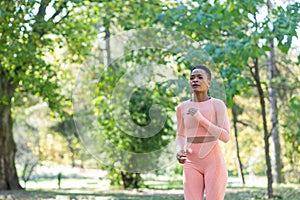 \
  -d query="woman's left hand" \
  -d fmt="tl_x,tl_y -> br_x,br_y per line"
176,150 -> 187,164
